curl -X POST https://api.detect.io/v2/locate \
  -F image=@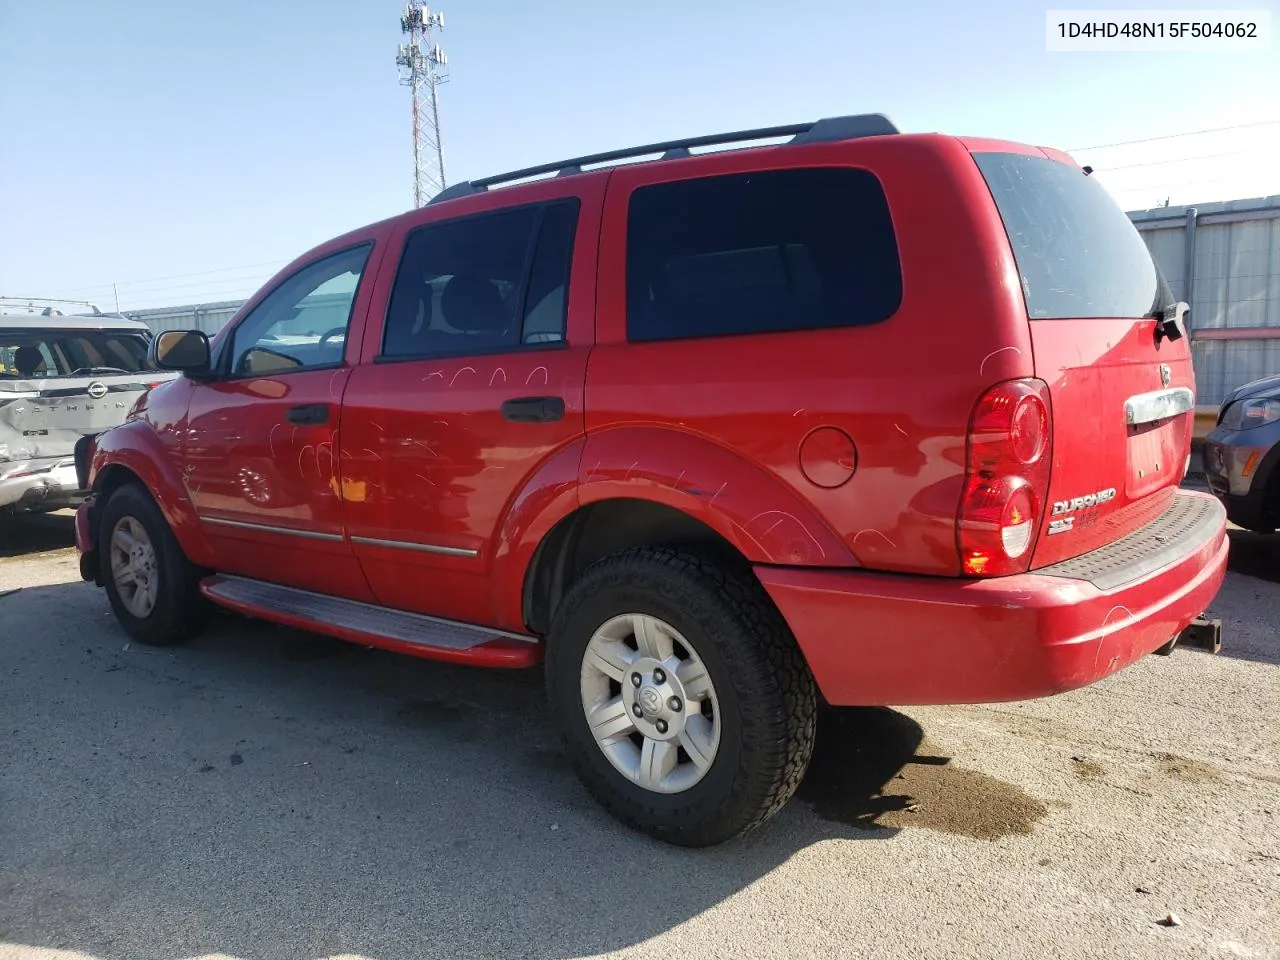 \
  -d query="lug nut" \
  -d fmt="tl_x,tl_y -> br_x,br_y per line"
656,719 -> 668,734
669,697 -> 682,712
631,672 -> 642,687
632,704 -> 643,718
653,668 -> 666,684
